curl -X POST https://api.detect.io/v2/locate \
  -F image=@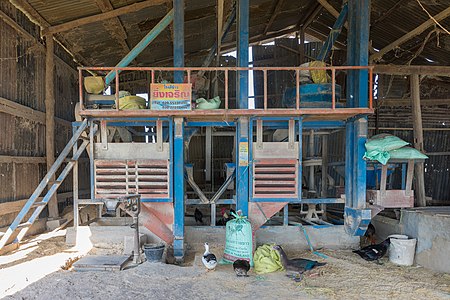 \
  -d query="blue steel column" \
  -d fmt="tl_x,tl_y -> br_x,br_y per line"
236,118 -> 249,216
237,0 -> 249,108
173,118 -> 185,260
344,0 -> 371,235
173,0 -> 184,83
236,0 -> 249,216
